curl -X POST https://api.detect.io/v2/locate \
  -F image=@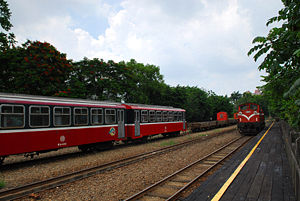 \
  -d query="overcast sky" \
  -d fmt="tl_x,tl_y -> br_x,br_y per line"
6,0 -> 284,96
